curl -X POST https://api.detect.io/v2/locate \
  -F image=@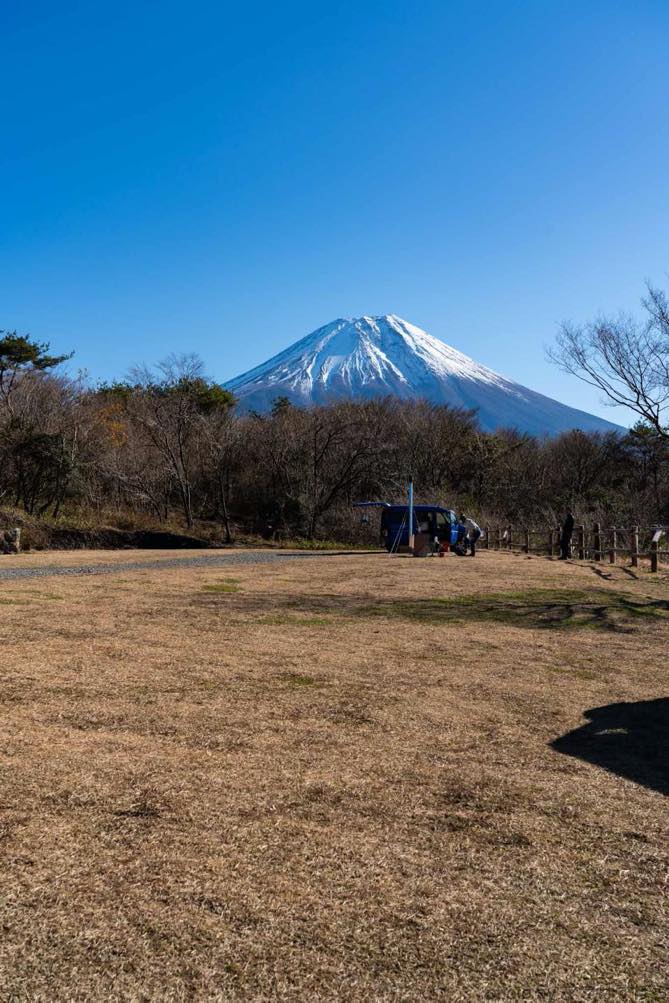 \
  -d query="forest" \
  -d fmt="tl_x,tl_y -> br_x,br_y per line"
1,328 -> 667,547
